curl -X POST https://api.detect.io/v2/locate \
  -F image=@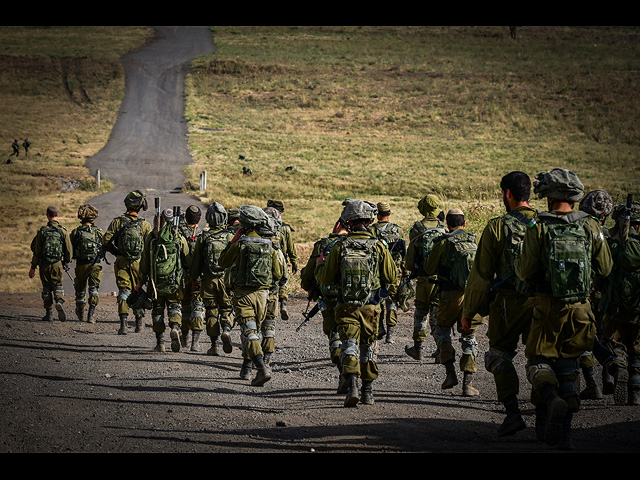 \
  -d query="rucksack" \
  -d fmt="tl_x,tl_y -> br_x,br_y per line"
152,224 -> 182,296
372,222 -> 405,264
339,236 -> 380,306
116,217 -> 145,261
317,235 -> 344,300
611,235 -> 640,315
539,211 -> 592,303
411,220 -> 447,274
40,224 -> 65,264
73,225 -> 102,262
437,230 -> 477,291
497,210 -> 536,295
232,237 -> 274,288
203,229 -> 231,277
